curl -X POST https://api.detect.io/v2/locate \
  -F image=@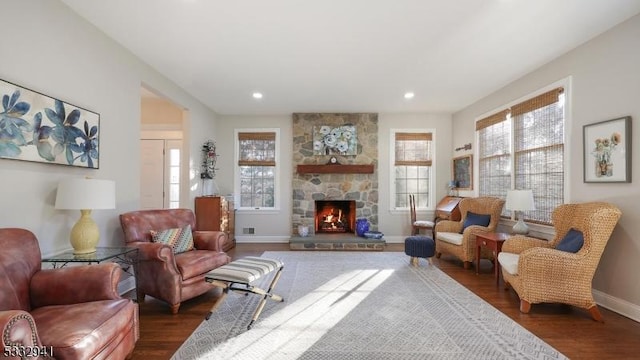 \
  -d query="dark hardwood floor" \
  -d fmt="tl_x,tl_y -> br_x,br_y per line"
129,243 -> 640,359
